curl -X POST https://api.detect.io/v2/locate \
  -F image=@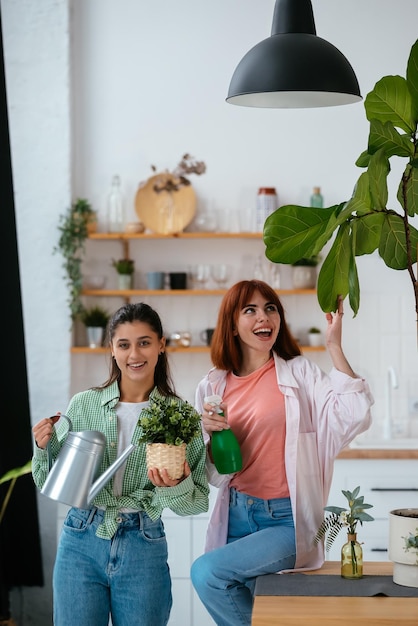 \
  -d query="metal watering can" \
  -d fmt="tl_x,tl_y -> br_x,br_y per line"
41,414 -> 136,508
